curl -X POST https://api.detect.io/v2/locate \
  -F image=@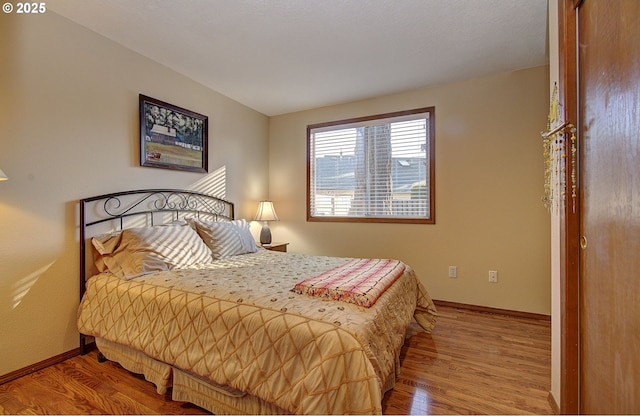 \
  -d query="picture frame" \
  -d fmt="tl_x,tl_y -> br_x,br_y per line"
140,94 -> 208,173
